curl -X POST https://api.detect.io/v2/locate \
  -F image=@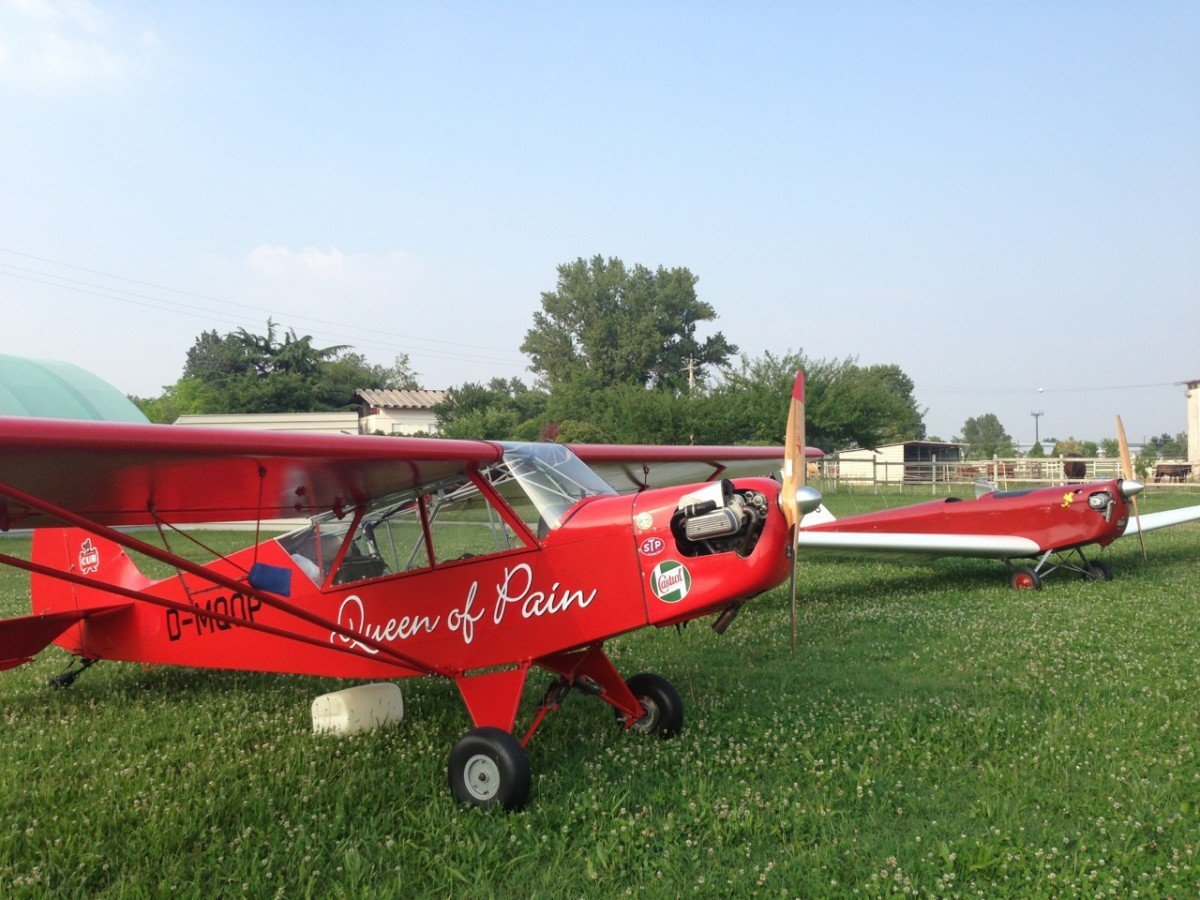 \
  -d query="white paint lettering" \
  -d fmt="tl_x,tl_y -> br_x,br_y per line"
332,595 -> 440,654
